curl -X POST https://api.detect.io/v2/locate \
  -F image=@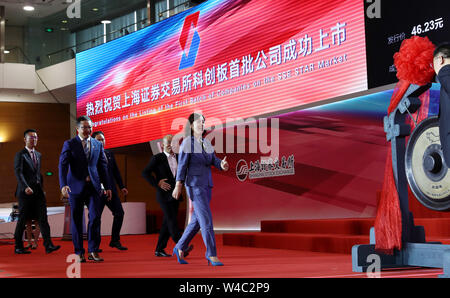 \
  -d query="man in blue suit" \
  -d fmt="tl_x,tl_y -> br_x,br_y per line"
92,131 -> 128,251
433,43 -> 450,167
59,116 -> 112,262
